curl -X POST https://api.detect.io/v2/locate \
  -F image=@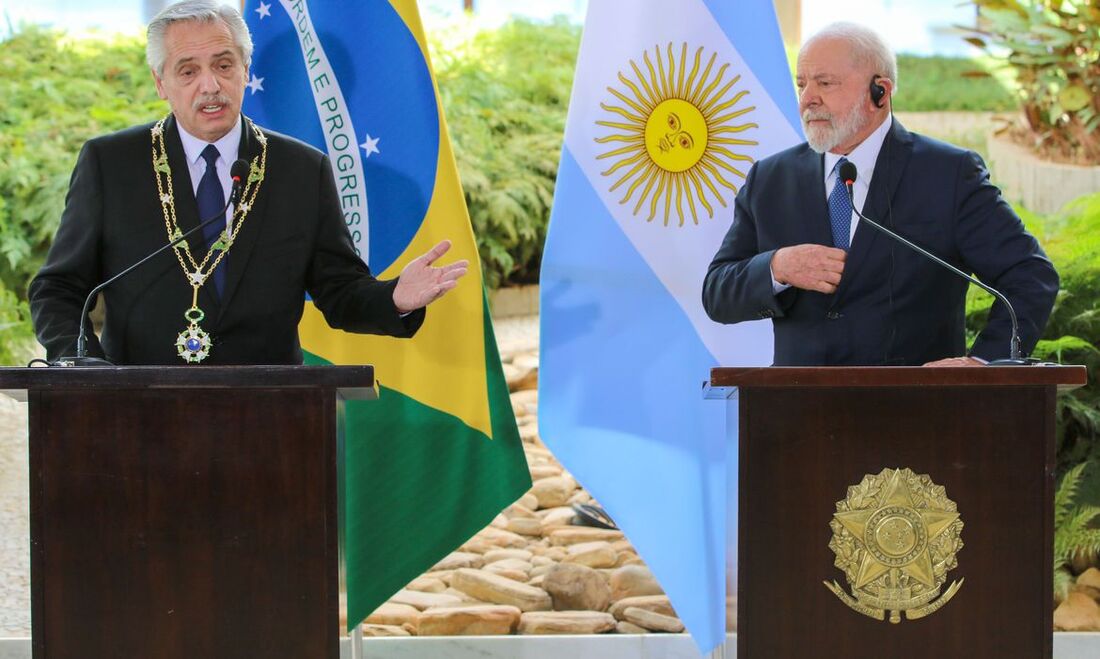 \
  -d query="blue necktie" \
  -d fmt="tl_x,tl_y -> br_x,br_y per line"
828,157 -> 852,251
196,144 -> 226,295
